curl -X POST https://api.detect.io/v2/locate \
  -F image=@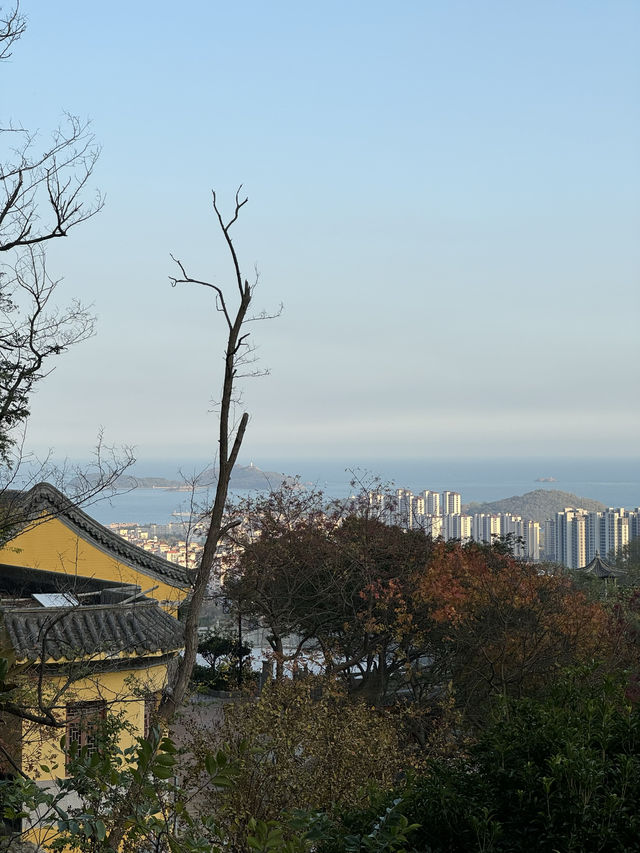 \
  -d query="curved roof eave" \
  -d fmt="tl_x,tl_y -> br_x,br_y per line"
7,483 -> 192,589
